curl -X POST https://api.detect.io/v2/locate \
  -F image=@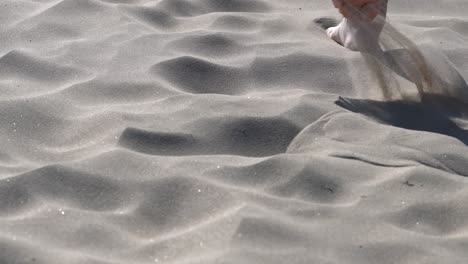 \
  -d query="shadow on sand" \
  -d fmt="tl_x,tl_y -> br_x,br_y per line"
336,95 -> 468,145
